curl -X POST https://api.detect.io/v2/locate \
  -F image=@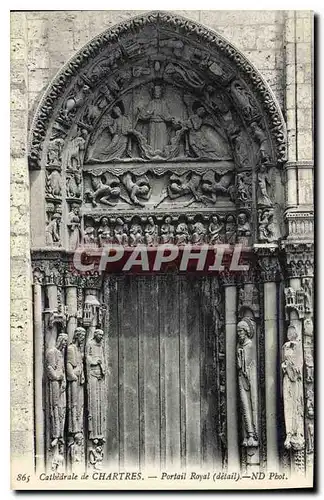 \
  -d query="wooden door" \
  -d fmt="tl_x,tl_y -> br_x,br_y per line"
103,274 -> 224,470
